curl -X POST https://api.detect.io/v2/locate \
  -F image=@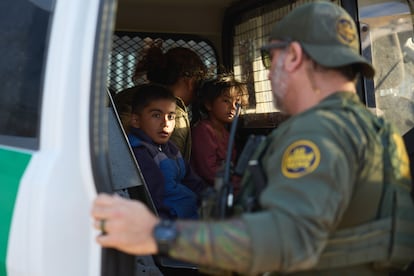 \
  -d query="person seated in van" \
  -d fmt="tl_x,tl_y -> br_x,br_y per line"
111,39 -> 163,134
190,74 -> 248,194
112,86 -> 136,133
133,41 -> 207,162
127,83 -> 206,219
